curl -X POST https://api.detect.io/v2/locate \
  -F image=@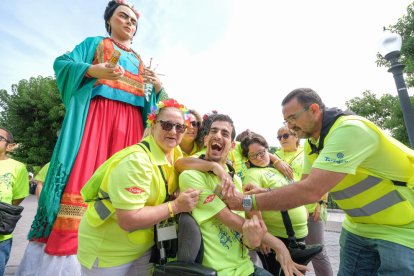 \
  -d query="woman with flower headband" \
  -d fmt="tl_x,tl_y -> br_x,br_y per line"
77,99 -> 200,275
17,1 -> 168,275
